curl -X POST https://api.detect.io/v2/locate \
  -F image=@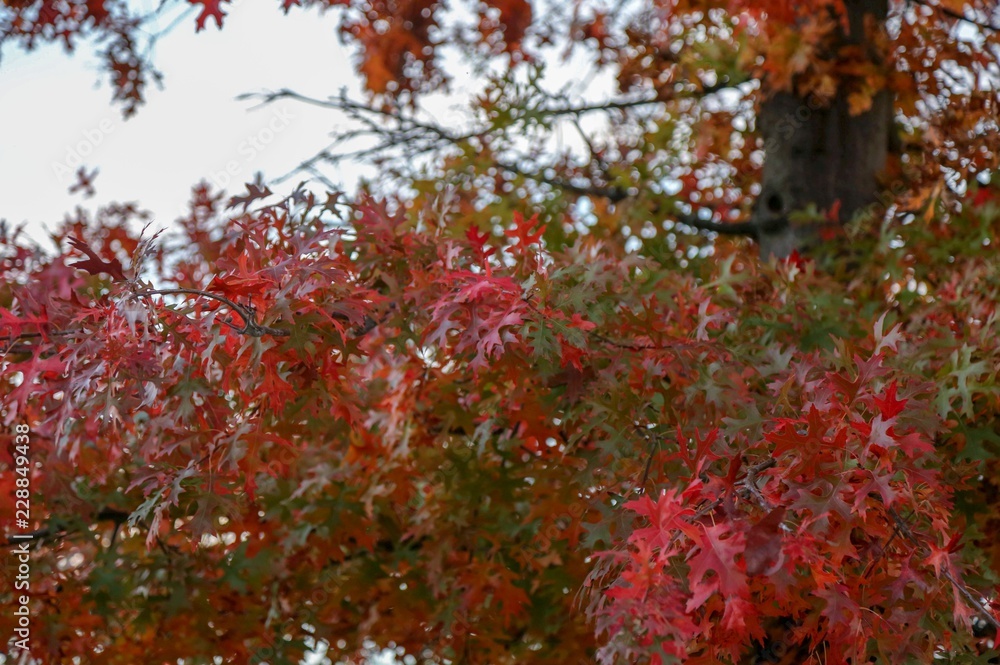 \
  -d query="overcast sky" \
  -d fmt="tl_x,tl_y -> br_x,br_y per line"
0,2 -> 391,244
